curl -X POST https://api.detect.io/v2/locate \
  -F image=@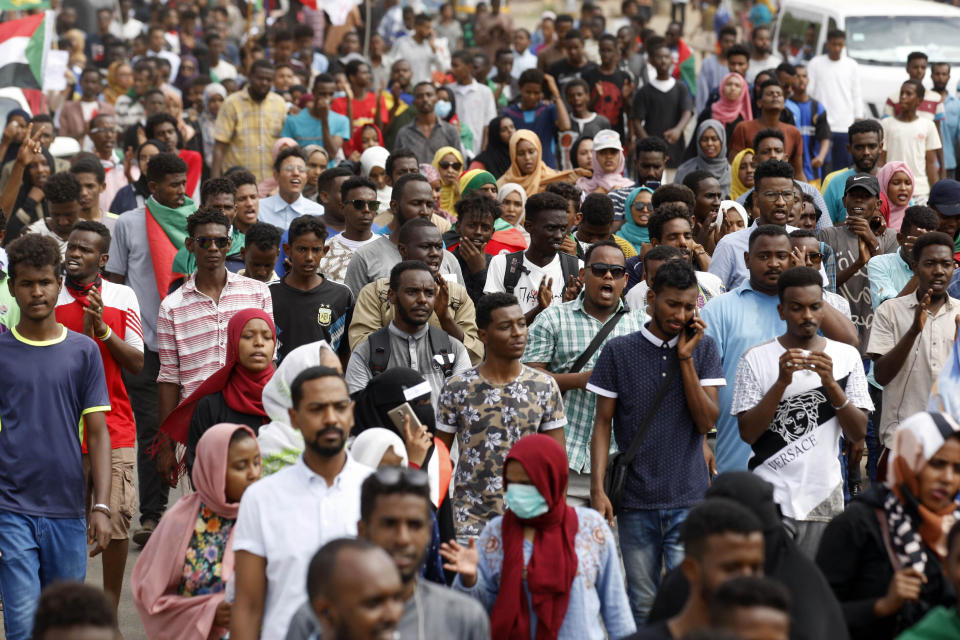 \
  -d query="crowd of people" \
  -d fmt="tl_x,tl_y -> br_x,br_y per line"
4,0 -> 960,639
